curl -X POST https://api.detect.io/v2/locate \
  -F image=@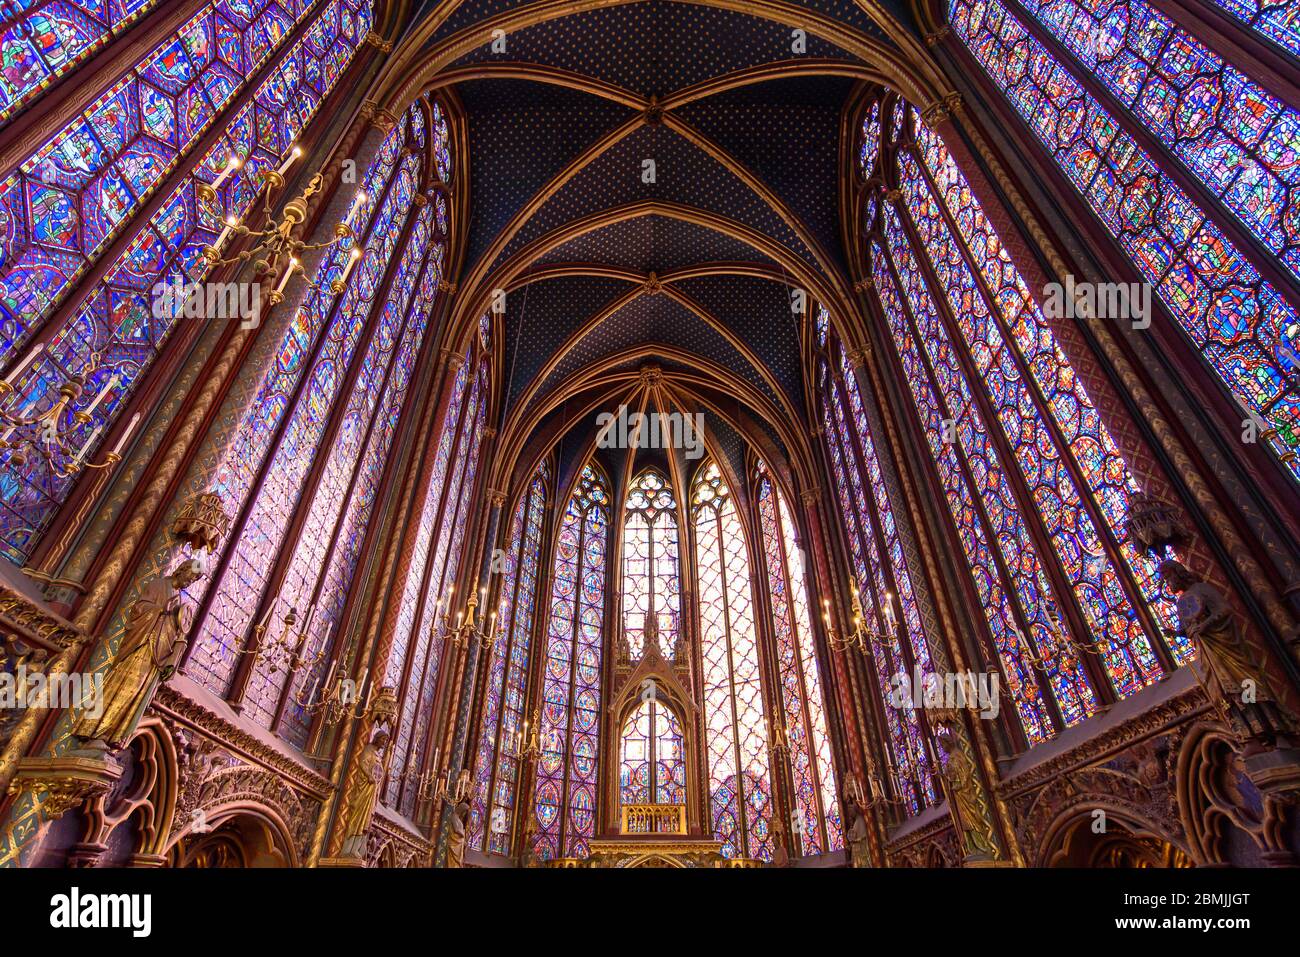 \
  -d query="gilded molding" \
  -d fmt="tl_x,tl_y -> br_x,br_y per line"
0,587 -> 82,656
